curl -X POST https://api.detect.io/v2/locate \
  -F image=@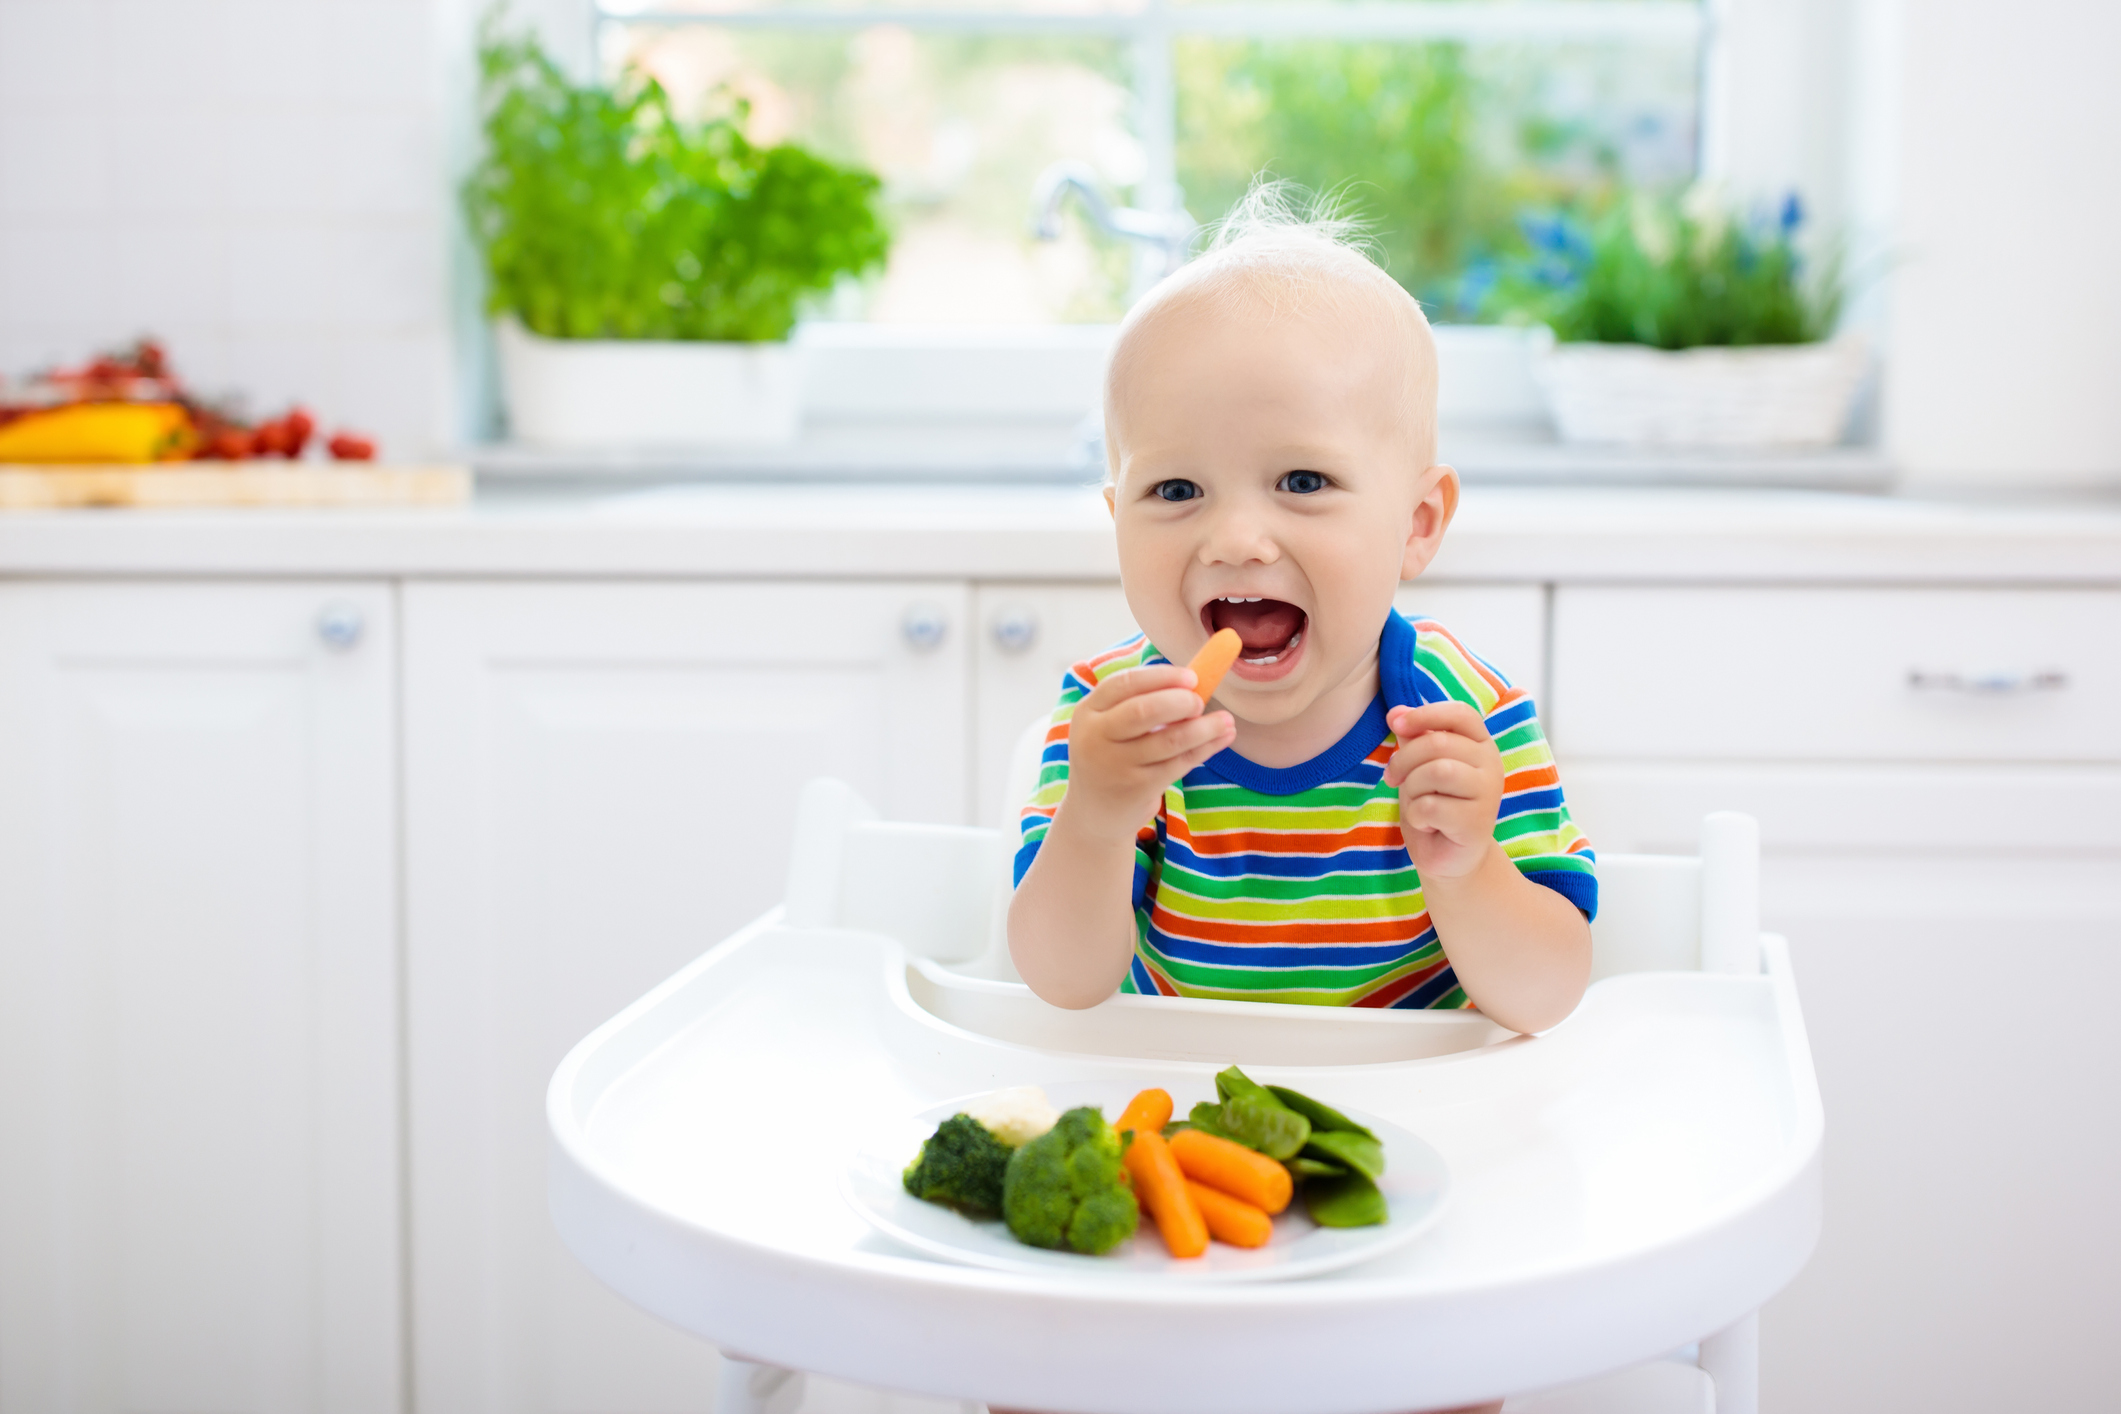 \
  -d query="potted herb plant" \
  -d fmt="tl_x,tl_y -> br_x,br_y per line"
464,29 -> 891,447
1487,188 -> 1862,448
